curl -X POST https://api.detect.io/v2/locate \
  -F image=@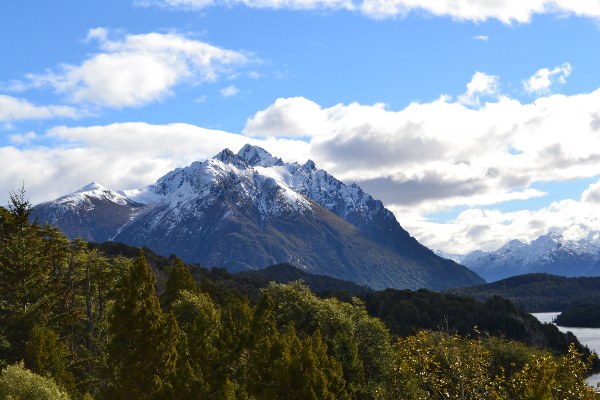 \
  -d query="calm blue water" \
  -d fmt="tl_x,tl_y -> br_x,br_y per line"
532,312 -> 600,389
